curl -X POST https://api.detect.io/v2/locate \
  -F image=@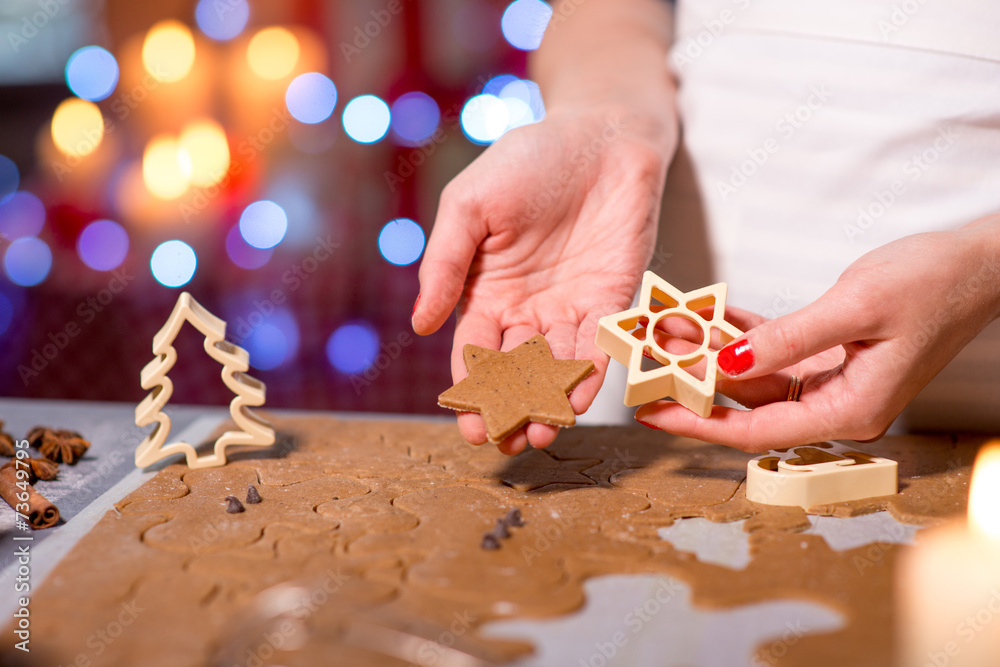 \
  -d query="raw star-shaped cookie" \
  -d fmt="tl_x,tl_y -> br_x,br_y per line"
438,335 -> 594,443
